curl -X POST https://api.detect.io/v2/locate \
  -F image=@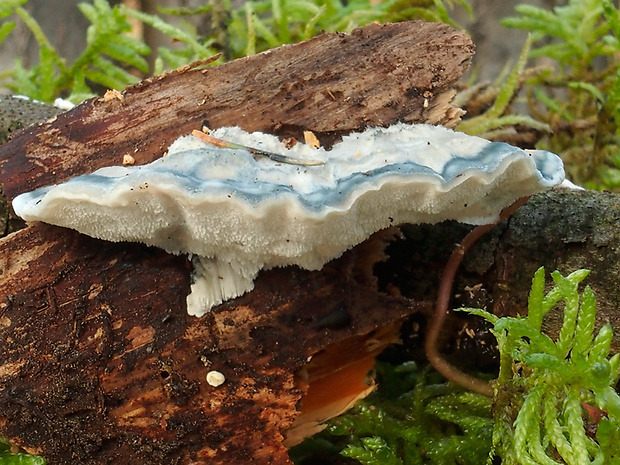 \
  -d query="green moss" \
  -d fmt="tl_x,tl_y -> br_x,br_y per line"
501,0 -> 620,190
0,0 -> 470,103
294,267 -> 619,465
0,437 -> 45,465
463,267 -> 620,464
291,363 -> 494,465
